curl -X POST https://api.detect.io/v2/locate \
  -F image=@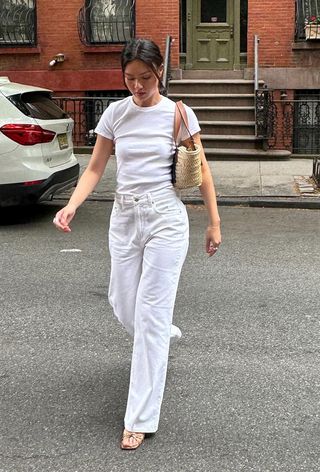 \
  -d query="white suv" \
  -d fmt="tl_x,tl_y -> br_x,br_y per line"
0,77 -> 79,206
